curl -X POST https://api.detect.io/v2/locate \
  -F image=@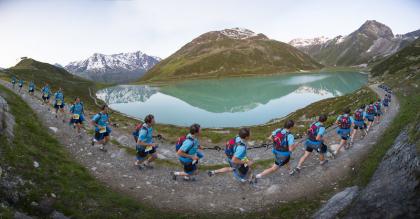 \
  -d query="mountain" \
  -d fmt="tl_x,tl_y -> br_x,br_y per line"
7,58 -> 98,108
289,20 -> 420,66
139,28 -> 323,82
65,51 -> 161,84
371,38 -> 420,77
